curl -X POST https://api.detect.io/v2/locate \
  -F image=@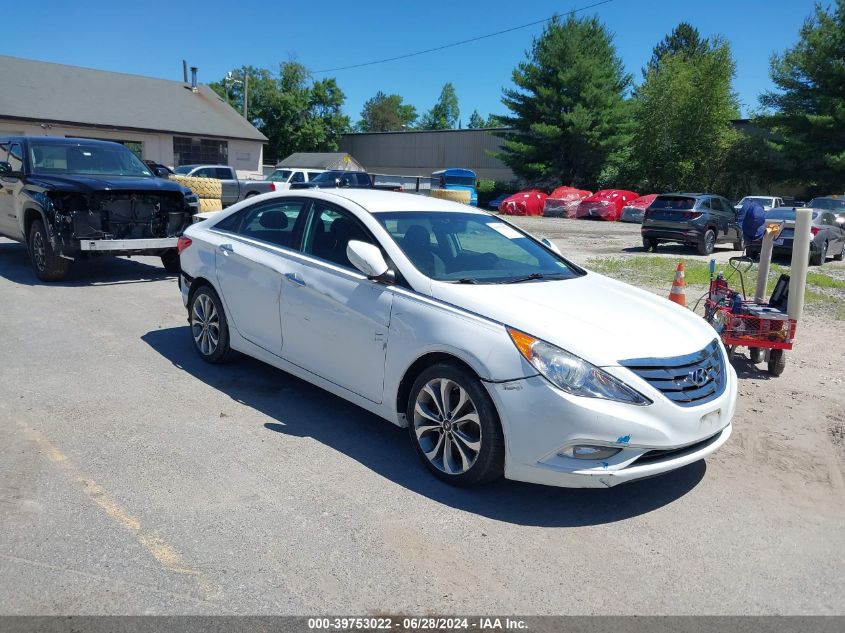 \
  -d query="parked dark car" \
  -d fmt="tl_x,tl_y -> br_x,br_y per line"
746,207 -> 845,265
807,196 -> 845,214
0,136 -> 198,280
641,193 -> 743,255
289,170 -> 402,192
